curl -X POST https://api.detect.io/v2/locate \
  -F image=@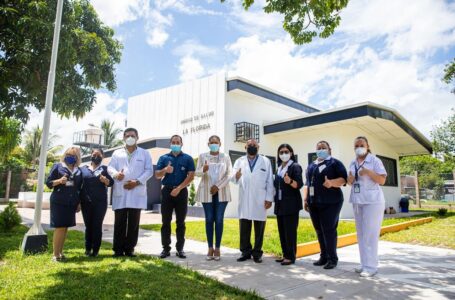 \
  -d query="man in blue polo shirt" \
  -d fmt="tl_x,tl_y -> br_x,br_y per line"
155,135 -> 195,259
